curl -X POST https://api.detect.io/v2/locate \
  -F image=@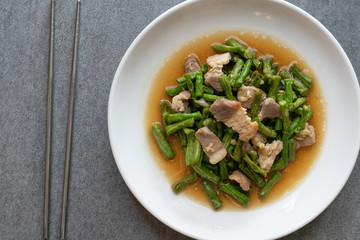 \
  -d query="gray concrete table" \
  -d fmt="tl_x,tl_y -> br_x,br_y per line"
0,0 -> 359,239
